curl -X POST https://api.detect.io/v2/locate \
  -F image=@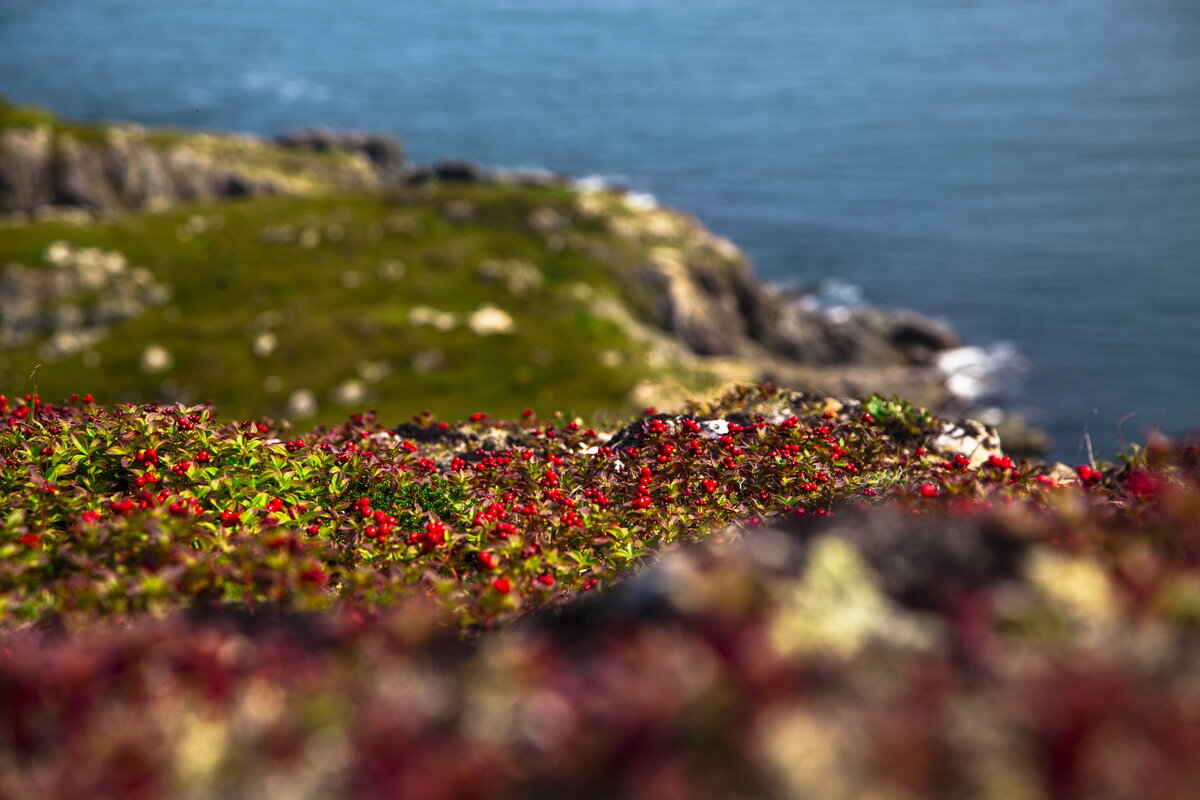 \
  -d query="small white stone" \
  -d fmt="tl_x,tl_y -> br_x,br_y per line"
376,259 -> 406,282
252,331 -> 277,358
333,379 -> 367,407
286,388 -> 318,418
139,343 -> 173,374
469,304 -> 514,336
297,228 -> 320,249
44,241 -> 73,267
101,252 -> 127,273
357,359 -> 393,384
409,306 -> 459,331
